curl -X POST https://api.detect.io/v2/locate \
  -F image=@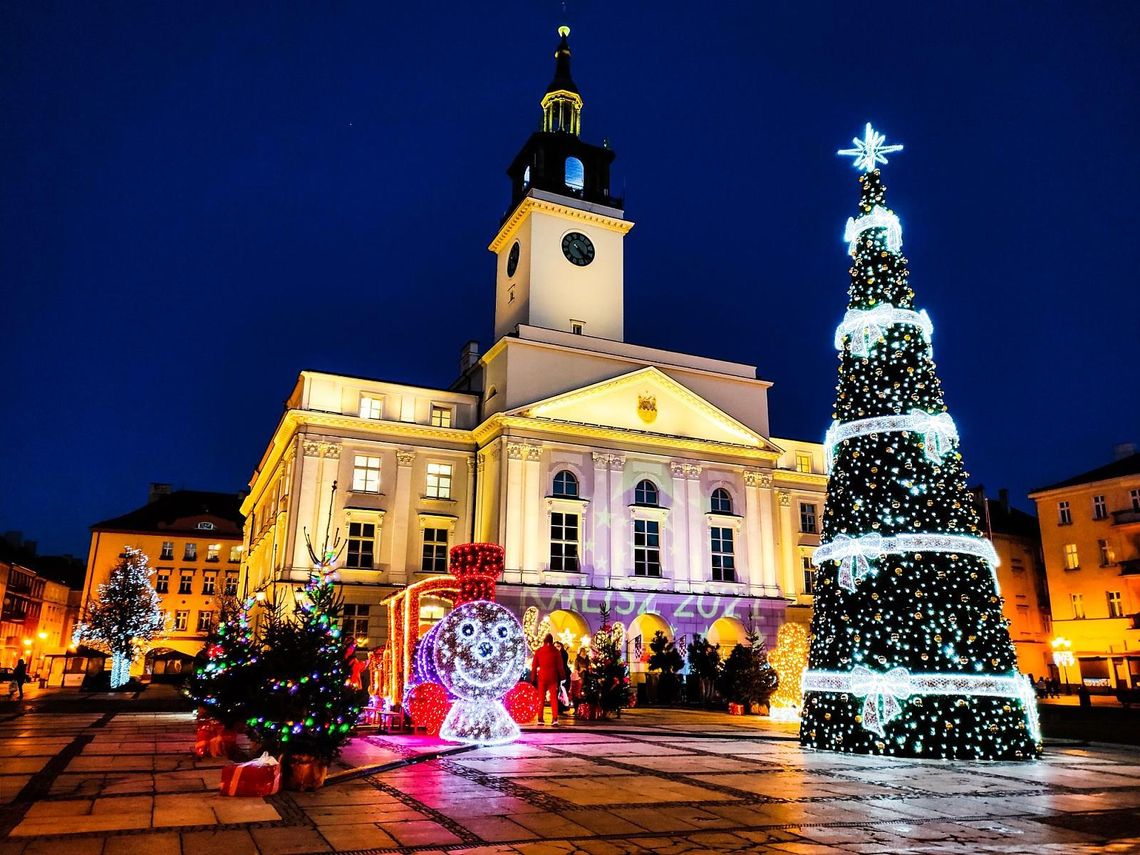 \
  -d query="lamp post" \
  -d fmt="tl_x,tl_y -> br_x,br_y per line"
1052,637 -> 1075,695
